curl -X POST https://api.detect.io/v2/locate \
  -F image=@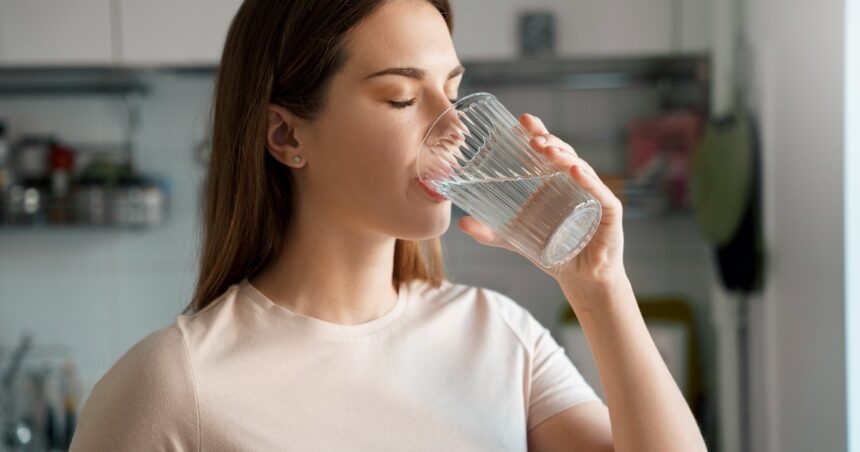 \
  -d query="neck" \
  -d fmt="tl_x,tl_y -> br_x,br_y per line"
249,211 -> 399,326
